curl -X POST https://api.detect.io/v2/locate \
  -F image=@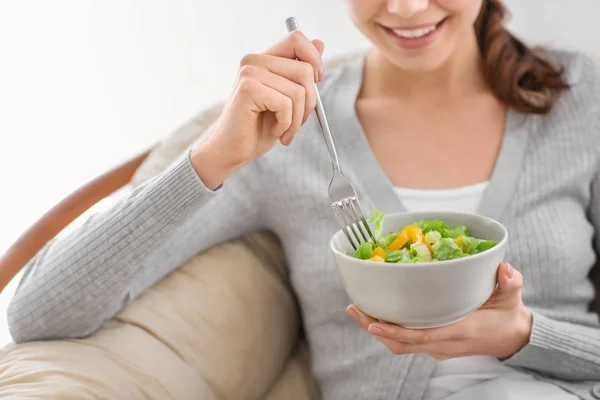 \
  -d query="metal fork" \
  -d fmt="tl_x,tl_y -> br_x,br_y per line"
285,17 -> 375,250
